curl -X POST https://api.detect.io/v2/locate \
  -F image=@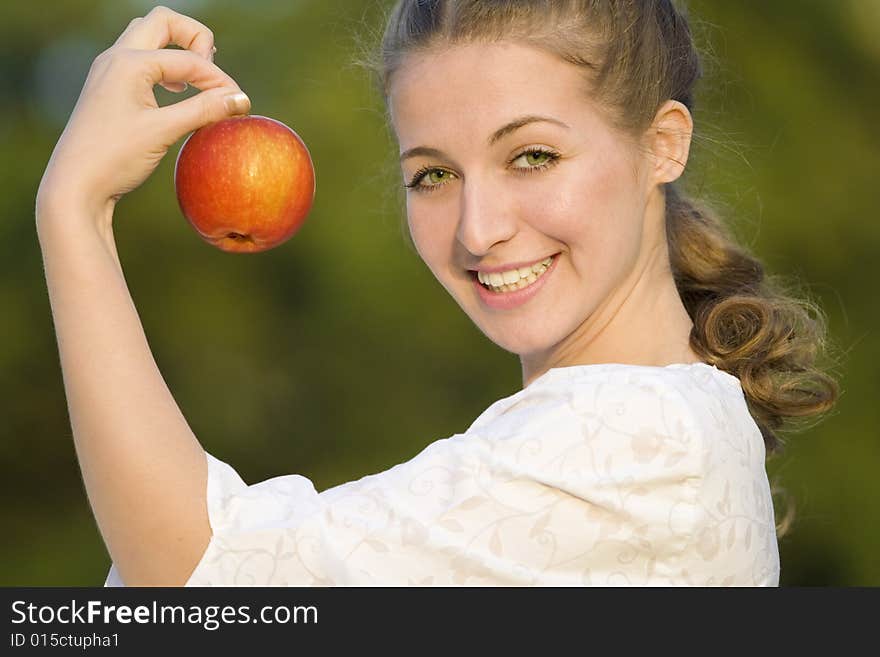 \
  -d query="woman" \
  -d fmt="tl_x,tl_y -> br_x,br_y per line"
35,1 -> 838,586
